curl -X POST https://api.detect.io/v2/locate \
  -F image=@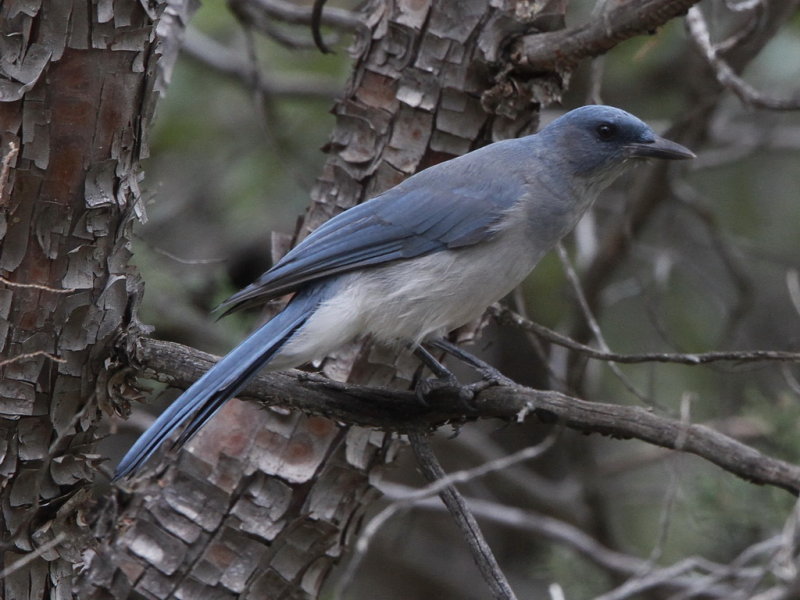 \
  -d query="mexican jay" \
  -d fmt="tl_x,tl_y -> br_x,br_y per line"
114,105 -> 694,479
